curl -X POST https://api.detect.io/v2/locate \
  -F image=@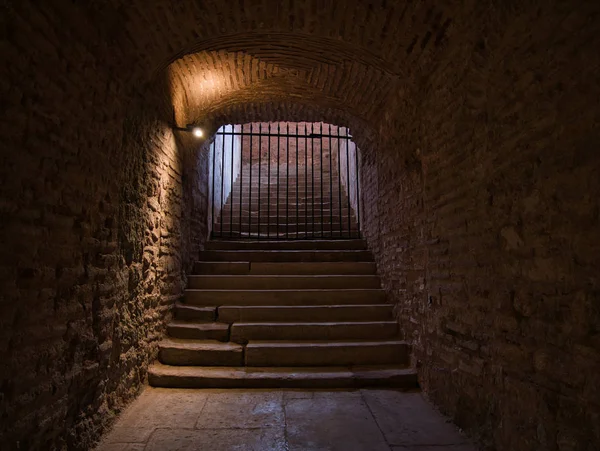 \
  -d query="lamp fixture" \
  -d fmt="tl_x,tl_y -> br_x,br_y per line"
173,124 -> 204,139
